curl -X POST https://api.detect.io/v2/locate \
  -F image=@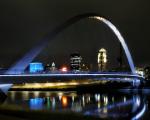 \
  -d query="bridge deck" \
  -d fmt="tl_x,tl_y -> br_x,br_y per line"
0,73 -> 144,84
